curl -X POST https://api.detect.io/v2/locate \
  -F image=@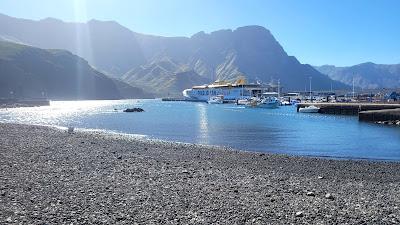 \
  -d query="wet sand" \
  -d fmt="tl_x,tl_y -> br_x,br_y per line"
1,123 -> 399,224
